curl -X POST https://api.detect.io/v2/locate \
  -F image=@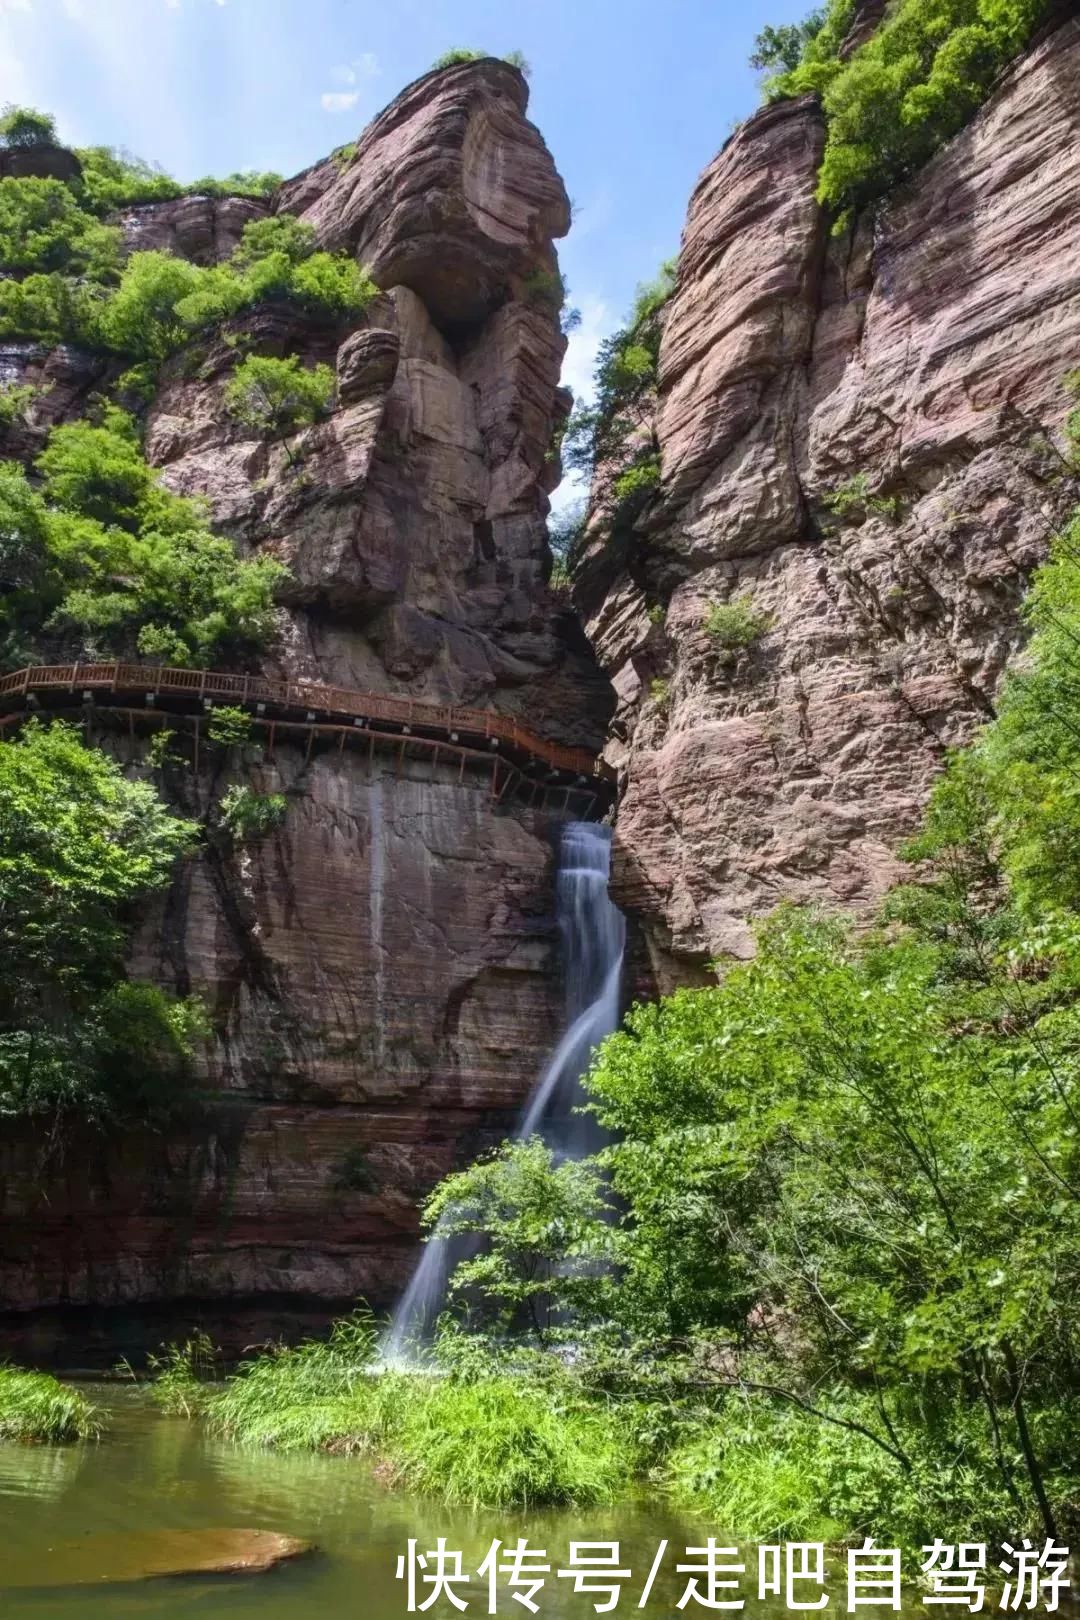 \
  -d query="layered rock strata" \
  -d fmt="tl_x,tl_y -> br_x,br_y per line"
0,60 -> 614,1340
578,16 -> 1080,980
